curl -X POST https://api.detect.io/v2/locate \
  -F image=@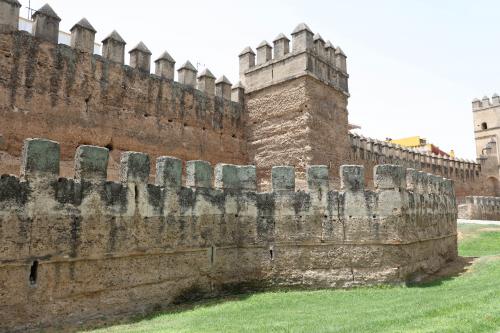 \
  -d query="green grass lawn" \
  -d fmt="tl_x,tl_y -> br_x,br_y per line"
86,224 -> 500,333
